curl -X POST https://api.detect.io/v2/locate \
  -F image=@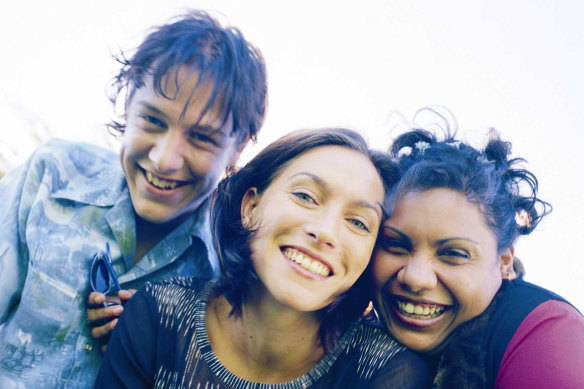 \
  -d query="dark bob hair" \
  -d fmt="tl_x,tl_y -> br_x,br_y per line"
108,10 -> 267,145
388,128 -> 551,253
211,127 -> 398,350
